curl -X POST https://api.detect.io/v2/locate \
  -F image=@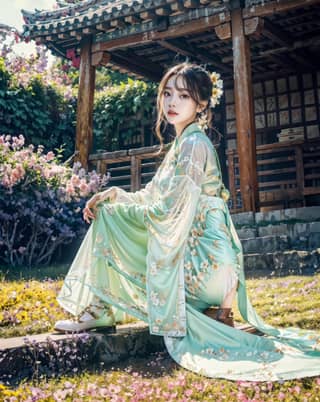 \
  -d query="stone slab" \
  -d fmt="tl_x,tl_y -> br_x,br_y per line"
309,233 -> 320,250
295,206 -> 320,222
255,209 -> 282,225
0,321 -> 260,386
255,207 -> 320,226
236,228 -> 258,239
231,211 -> 255,227
242,235 -> 290,254
258,224 -> 288,237
244,249 -> 320,277
0,322 -> 164,385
